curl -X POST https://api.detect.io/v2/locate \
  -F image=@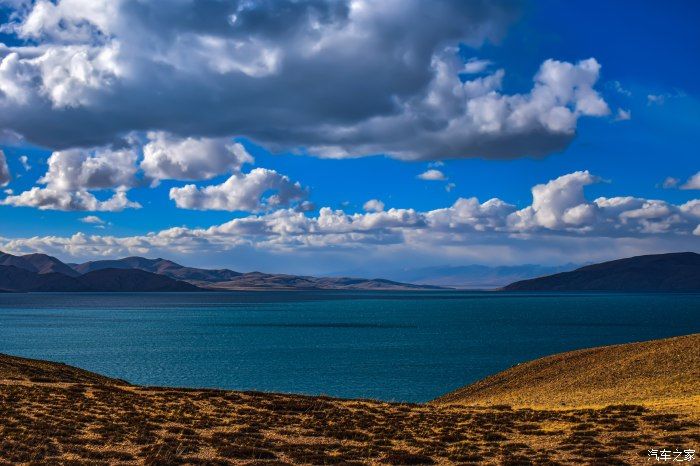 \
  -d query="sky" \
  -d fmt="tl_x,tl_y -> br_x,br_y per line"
0,0 -> 698,275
